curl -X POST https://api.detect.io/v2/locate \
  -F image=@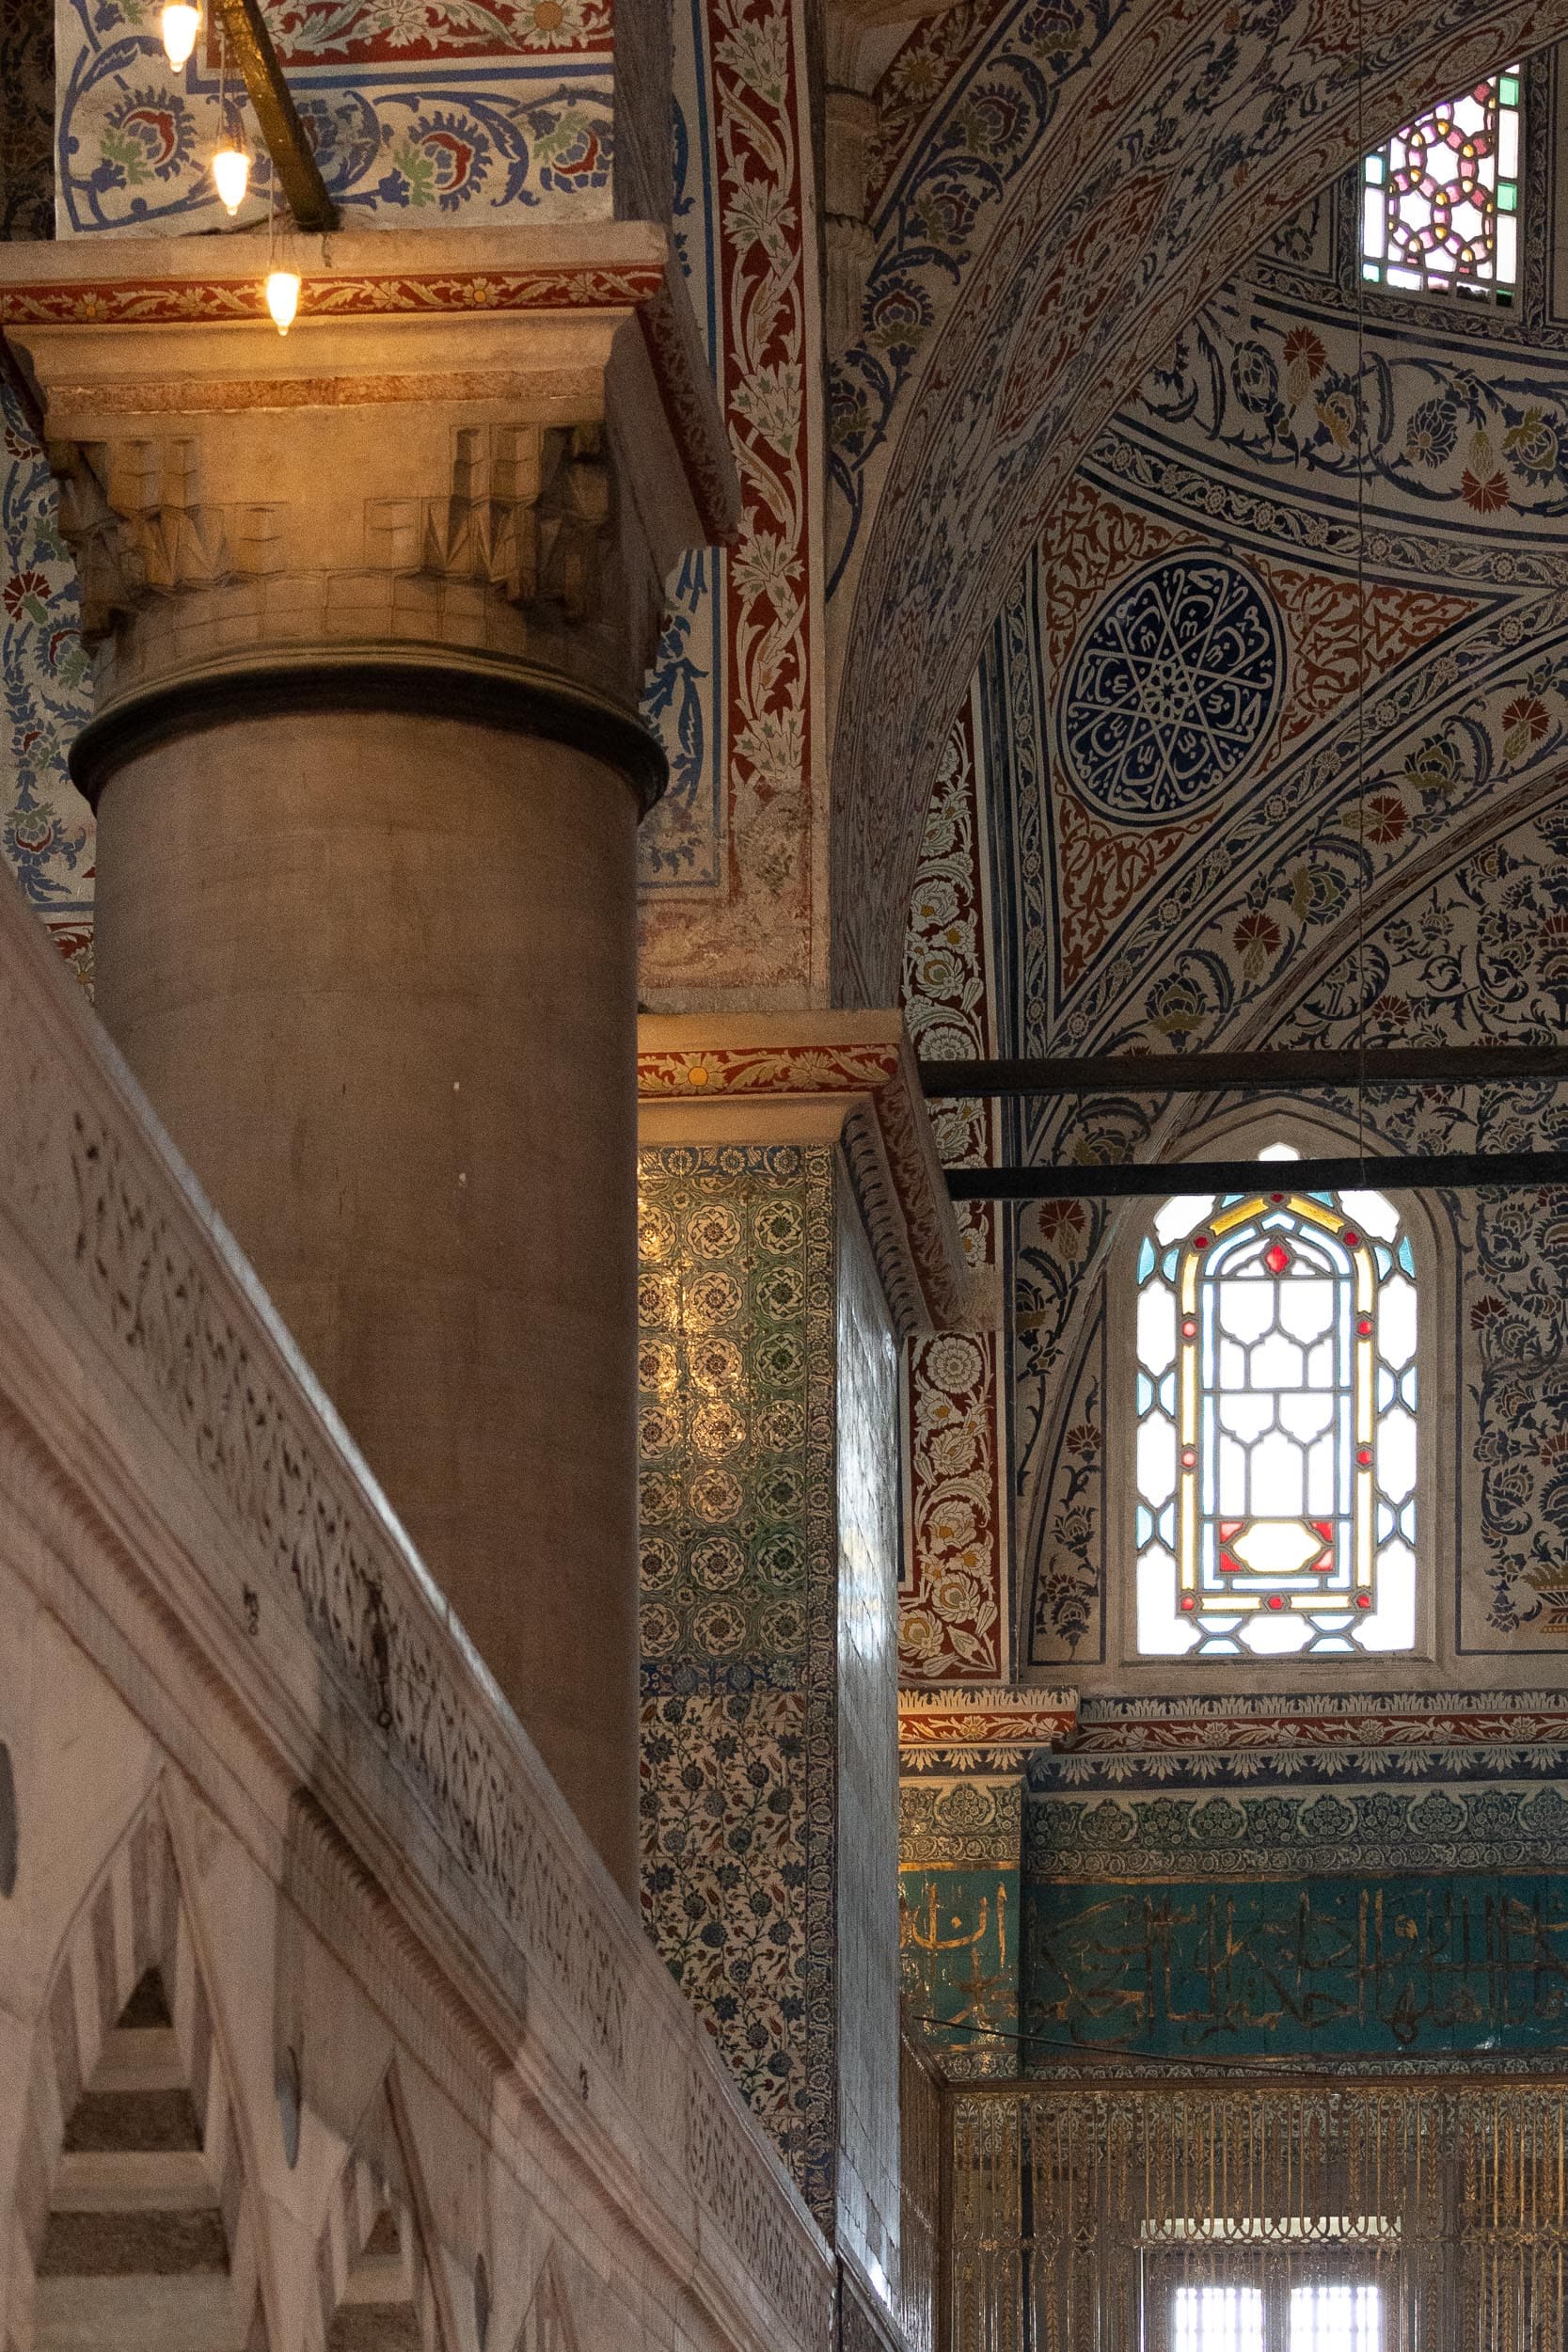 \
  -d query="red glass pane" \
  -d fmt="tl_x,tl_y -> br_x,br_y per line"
1265,1241 -> 1291,1275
